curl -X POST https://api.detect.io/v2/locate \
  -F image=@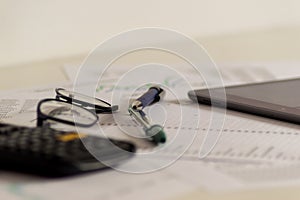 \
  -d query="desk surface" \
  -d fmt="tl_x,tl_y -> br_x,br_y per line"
1,26 -> 300,200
